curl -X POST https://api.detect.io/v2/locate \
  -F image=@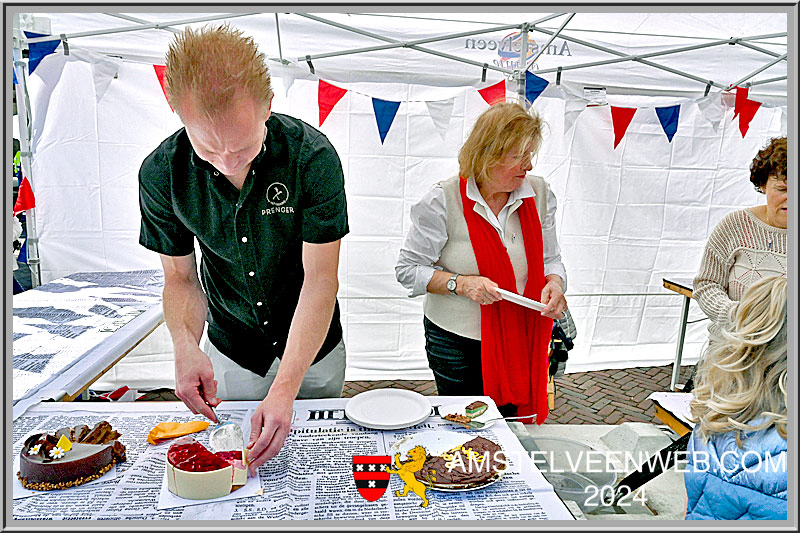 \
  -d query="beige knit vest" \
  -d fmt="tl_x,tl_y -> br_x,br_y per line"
424,175 -> 548,340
